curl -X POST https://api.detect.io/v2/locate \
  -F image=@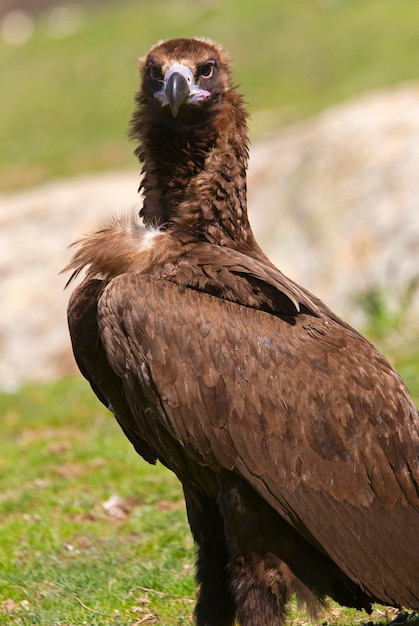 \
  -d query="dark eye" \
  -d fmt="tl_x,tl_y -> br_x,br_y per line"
147,64 -> 163,81
200,61 -> 215,79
